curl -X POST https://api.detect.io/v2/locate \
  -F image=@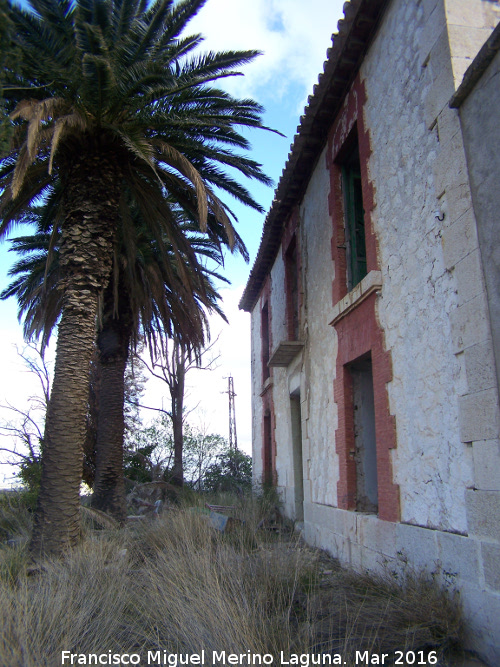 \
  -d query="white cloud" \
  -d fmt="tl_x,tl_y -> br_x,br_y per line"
188,0 -> 345,110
